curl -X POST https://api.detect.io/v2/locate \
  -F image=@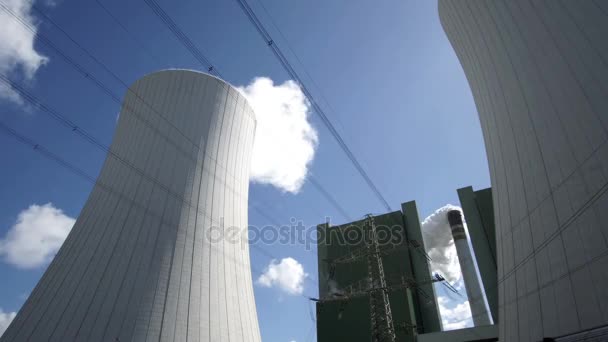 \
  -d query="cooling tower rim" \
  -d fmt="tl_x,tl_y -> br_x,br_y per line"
132,69 -> 257,123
